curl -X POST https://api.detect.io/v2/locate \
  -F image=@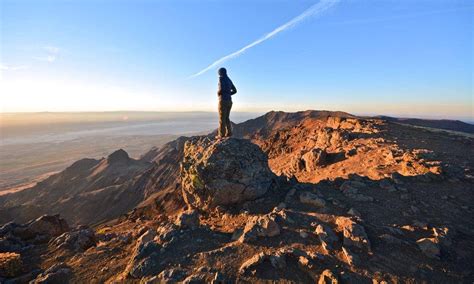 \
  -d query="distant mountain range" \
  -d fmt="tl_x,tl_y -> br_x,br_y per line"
376,115 -> 474,134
